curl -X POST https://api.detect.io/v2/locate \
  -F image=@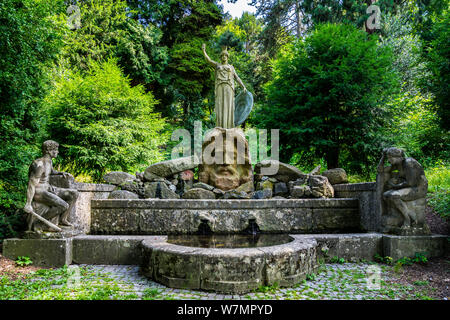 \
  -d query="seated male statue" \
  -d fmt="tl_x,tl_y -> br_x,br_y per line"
24,140 -> 79,232
377,147 -> 429,234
